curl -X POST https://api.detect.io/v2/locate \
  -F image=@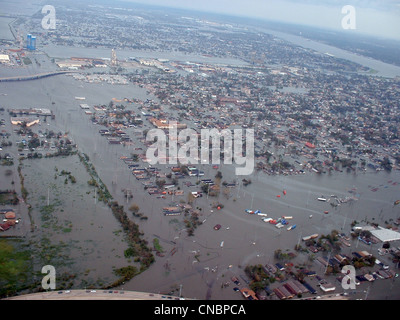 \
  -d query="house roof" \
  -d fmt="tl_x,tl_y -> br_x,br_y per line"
5,211 -> 15,219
